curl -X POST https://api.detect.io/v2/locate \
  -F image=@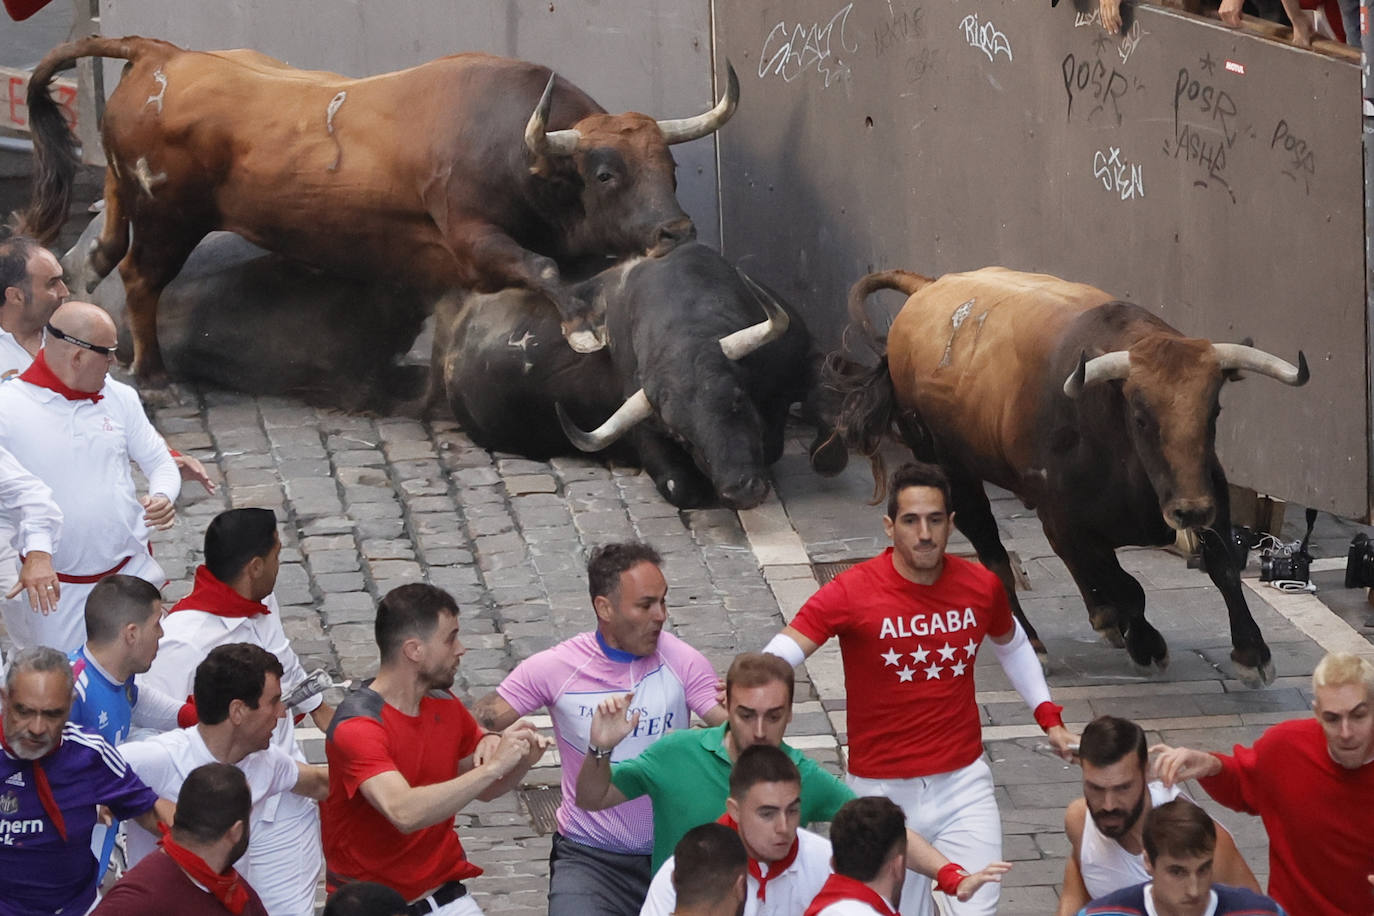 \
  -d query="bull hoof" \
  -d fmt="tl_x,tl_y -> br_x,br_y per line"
562,317 -> 607,354
1124,622 -> 1168,671
1230,652 -> 1276,689
1095,626 -> 1126,649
